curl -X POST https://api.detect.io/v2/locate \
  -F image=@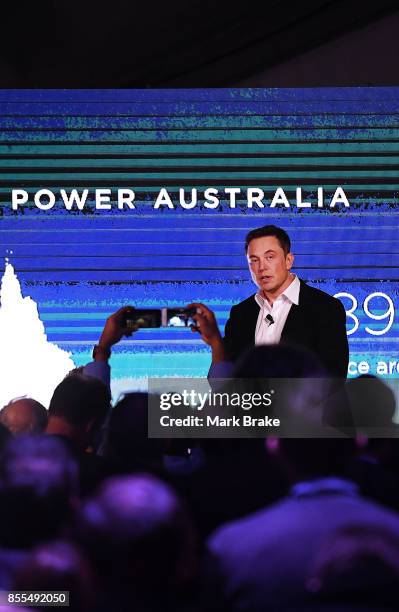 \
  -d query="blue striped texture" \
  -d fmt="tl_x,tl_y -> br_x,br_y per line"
0,88 -> 398,385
